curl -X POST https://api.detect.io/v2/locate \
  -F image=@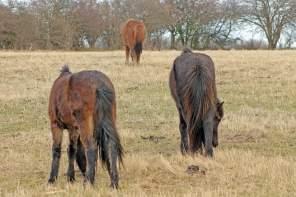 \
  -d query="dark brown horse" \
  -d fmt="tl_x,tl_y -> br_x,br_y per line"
48,65 -> 123,188
169,48 -> 224,157
121,19 -> 146,64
